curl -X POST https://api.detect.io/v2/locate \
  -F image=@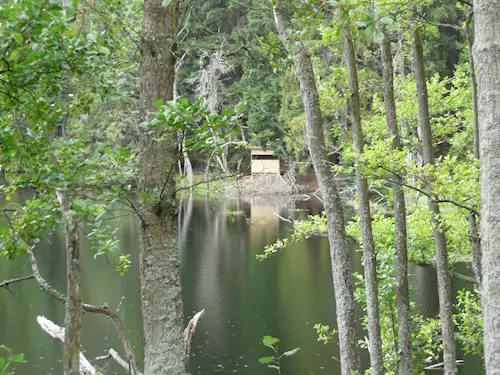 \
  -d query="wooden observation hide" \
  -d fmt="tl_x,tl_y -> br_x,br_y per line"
250,147 -> 280,174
